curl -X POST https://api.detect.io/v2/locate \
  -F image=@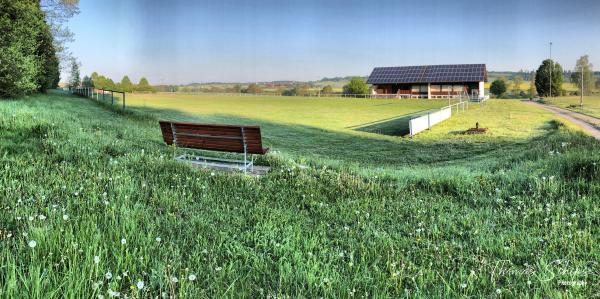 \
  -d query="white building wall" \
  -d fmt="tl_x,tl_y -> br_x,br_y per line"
479,81 -> 485,99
